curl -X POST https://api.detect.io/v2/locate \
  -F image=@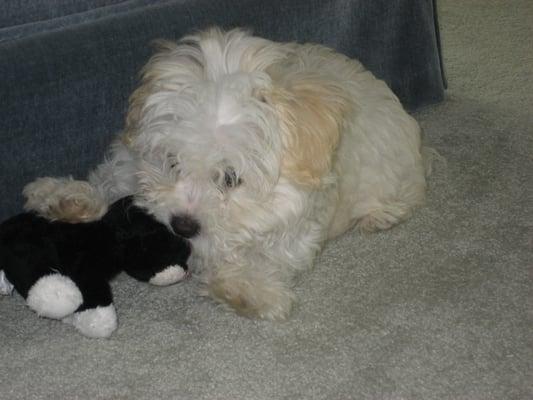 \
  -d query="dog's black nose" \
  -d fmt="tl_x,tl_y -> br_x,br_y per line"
170,214 -> 201,238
